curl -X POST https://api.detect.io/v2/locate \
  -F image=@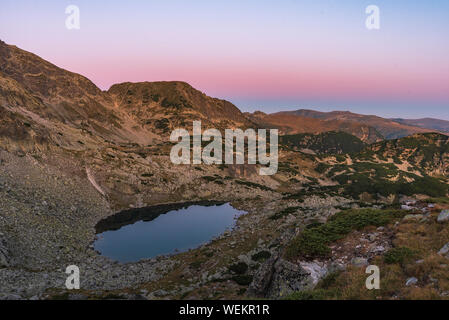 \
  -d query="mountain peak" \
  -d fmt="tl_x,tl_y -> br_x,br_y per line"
108,80 -> 254,133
